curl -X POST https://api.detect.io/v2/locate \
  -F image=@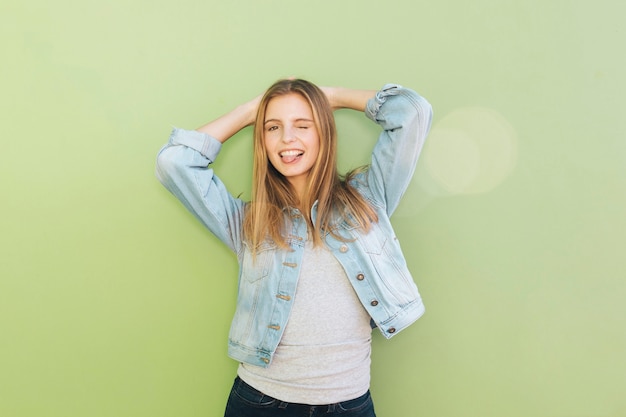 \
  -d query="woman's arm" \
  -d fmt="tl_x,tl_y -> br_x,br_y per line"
322,87 -> 377,112
363,85 -> 433,216
196,94 -> 261,143
155,94 -> 262,254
